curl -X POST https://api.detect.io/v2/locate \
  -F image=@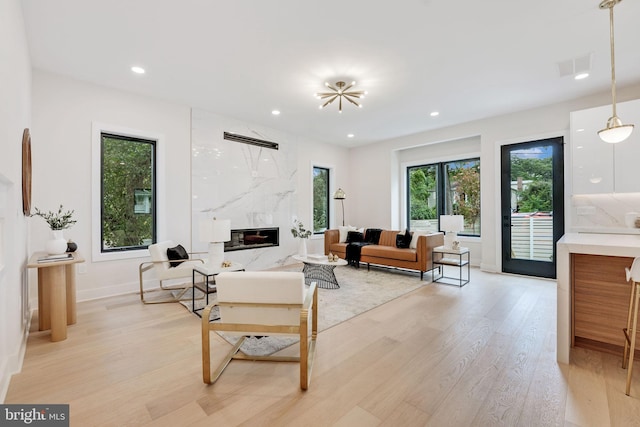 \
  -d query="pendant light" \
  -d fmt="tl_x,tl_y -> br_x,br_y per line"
598,0 -> 634,144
